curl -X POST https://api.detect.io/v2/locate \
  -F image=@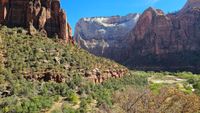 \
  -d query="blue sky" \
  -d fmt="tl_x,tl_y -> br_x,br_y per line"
61,0 -> 187,32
